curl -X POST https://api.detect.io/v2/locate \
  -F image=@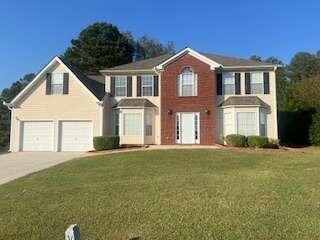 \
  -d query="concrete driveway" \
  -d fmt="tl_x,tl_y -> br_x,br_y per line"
0,152 -> 84,185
